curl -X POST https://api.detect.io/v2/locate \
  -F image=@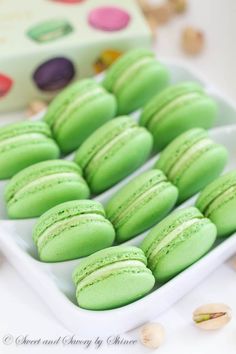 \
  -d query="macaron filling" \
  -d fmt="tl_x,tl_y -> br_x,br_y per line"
168,138 -> 214,181
36,213 -> 110,252
113,57 -> 155,93
75,260 -> 147,294
147,92 -> 203,130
